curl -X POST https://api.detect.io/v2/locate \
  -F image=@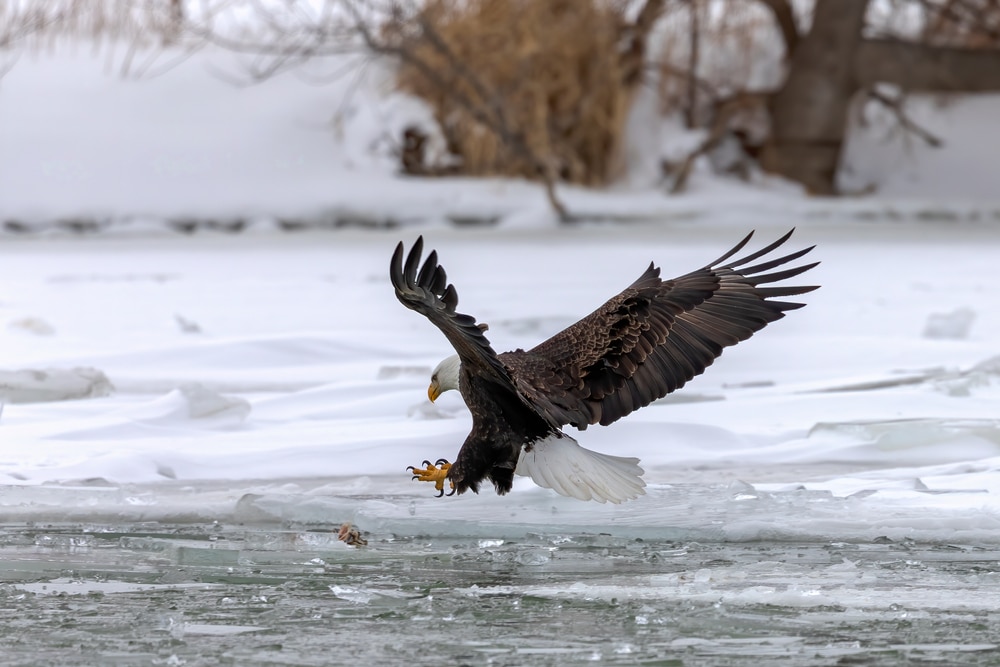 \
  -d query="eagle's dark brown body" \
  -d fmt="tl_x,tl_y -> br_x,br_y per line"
391,231 -> 818,498
449,369 -> 553,495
